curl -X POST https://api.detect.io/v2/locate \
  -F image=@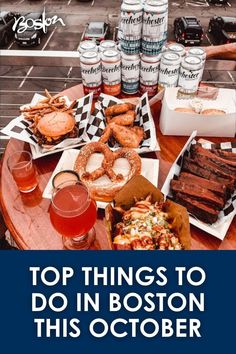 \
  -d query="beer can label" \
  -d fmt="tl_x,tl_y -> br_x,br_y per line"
102,61 -> 121,85
121,60 -> 140,94
120,10 -> 143,38
122,80 -> 139,94
83,85 -> 102,98
80,61 -> 102,88
140,83 -> 157,97
140,60 -> 159,86
121,38 -> 141,54
178,67 -> 201,91
121,10 -> 142,54
142,10 -> 168,55
103,83 -> 121,96
159,63 -> 180,87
